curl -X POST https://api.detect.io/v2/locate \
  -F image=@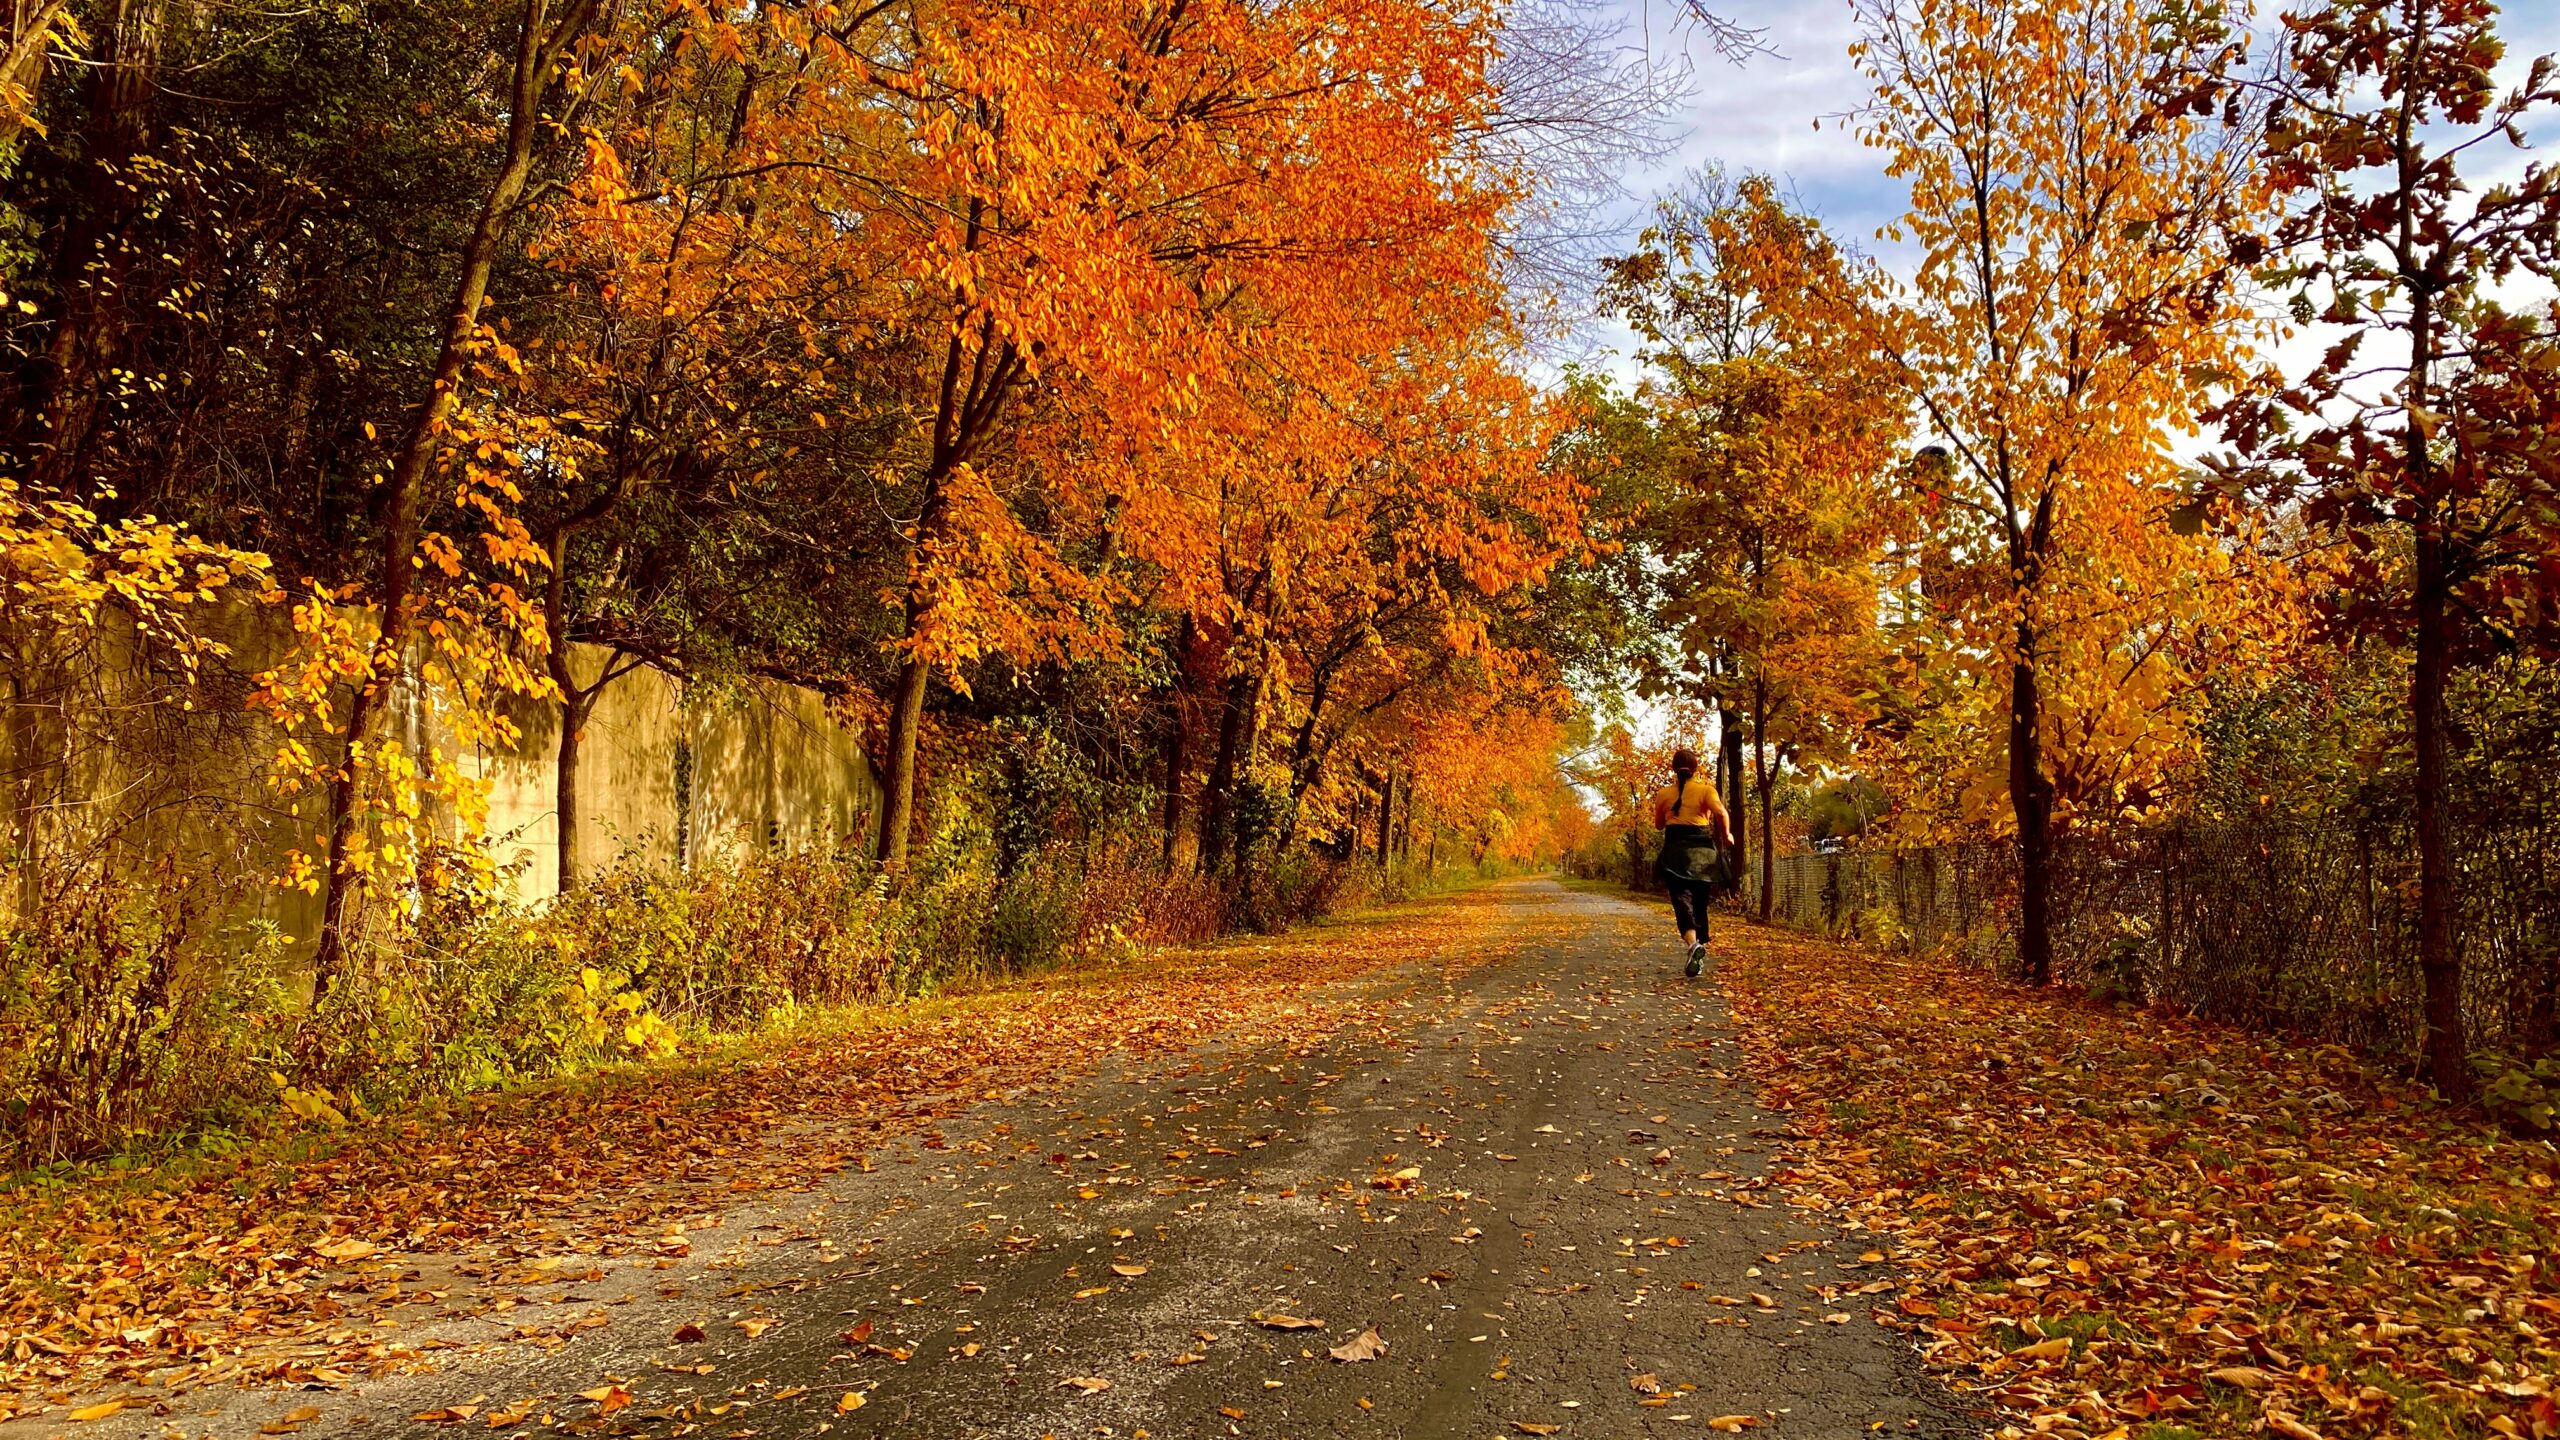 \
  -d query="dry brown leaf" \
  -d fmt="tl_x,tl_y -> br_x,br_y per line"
672,1321 -> 707,1343
1707,1417 -> 1760,1432
69,1401 -> 126,1423
1256,1313 -> 1325,1330
1328,1329 -> 1388,1362
737,1317 -> 774,1338
1631,1372 -> 1662,1395
836,1391 -> 866,1414
2210,1366 -> 2278,1391
1514,1425 -> 1561,1436
1061,1376 -> 1112,1394
1110,1263 -> 1147,1277
2265,1410 -> 2324,1440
